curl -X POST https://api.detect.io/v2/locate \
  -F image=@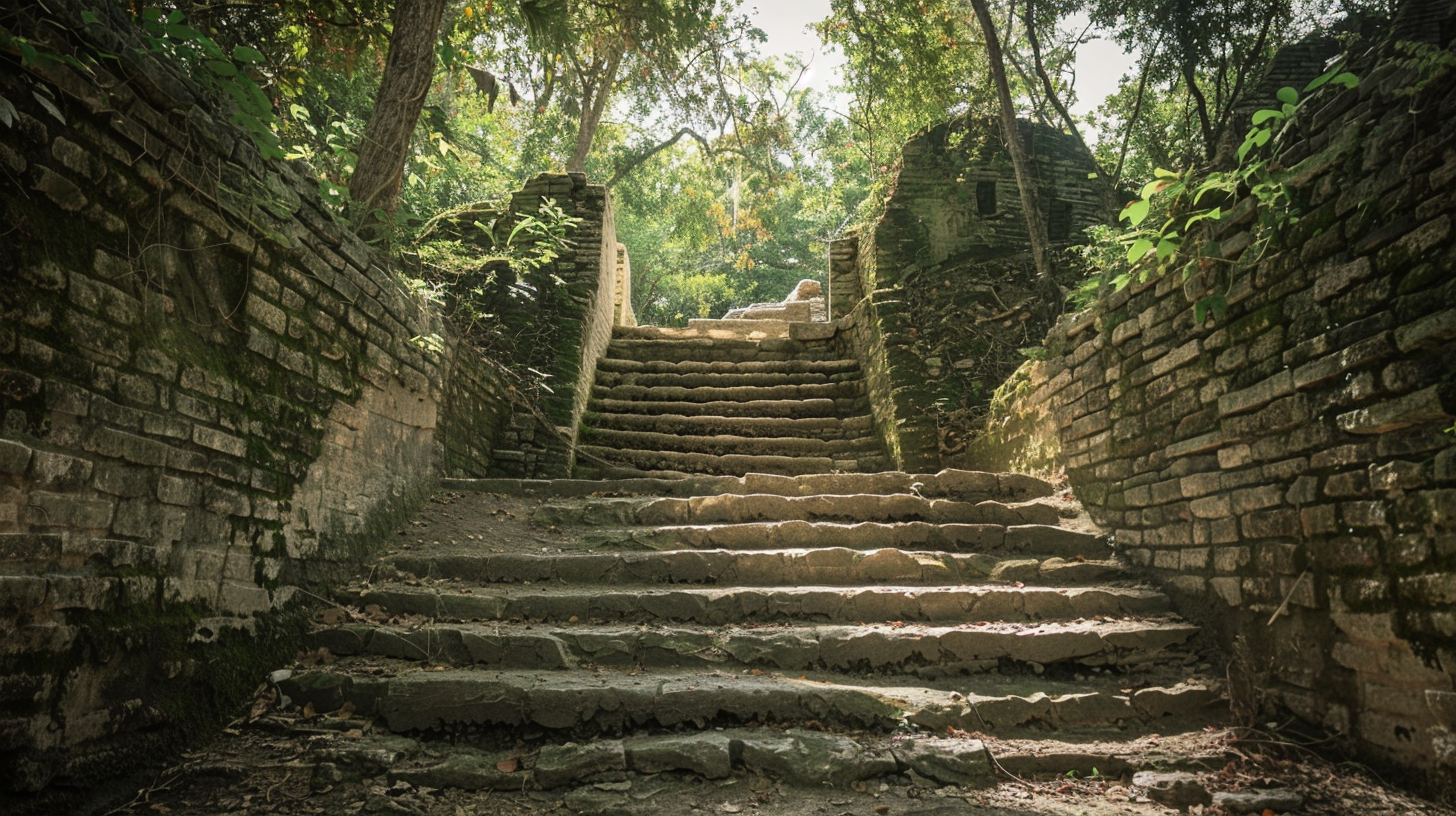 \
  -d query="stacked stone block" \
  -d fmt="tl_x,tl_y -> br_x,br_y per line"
968,29 -> 1456,791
